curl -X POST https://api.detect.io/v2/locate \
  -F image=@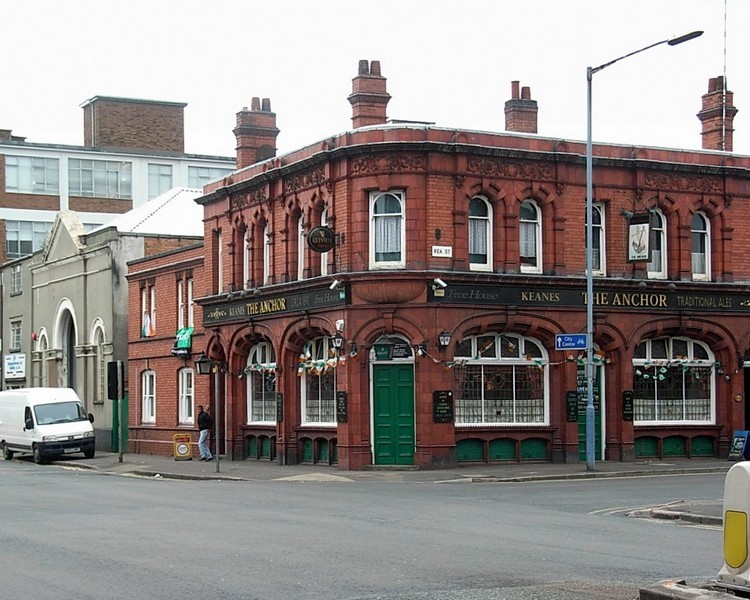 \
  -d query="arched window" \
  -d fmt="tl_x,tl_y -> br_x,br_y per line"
519,200 -> 541,273
691,212 -> 710,281
262,223 -> 271,285
469,196 -> 492,271
246,342 -> 277,424
587,204 -> 606,276
647,209 -> 667,279
93,325 -> 106,404
370,191 -> 405,268
300,337 -> 337,424
297,214 -> 305,281
632,337 -> 714,424
453,334 -> 548,425
178,367 -> 194,424
320,208 -> 329,277
141,370 -> 156,423
242,227 -> 250,288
